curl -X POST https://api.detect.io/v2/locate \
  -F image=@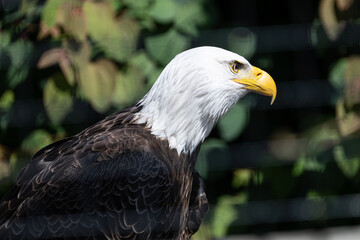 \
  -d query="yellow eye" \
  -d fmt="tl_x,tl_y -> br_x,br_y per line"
231,61 -> 242,73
